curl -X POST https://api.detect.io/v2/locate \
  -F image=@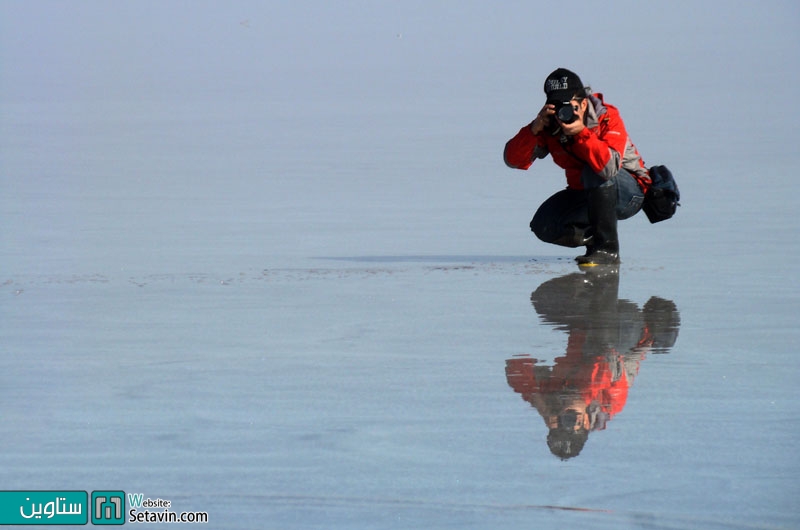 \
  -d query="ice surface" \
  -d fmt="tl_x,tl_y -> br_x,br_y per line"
1,2 -> 799,528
